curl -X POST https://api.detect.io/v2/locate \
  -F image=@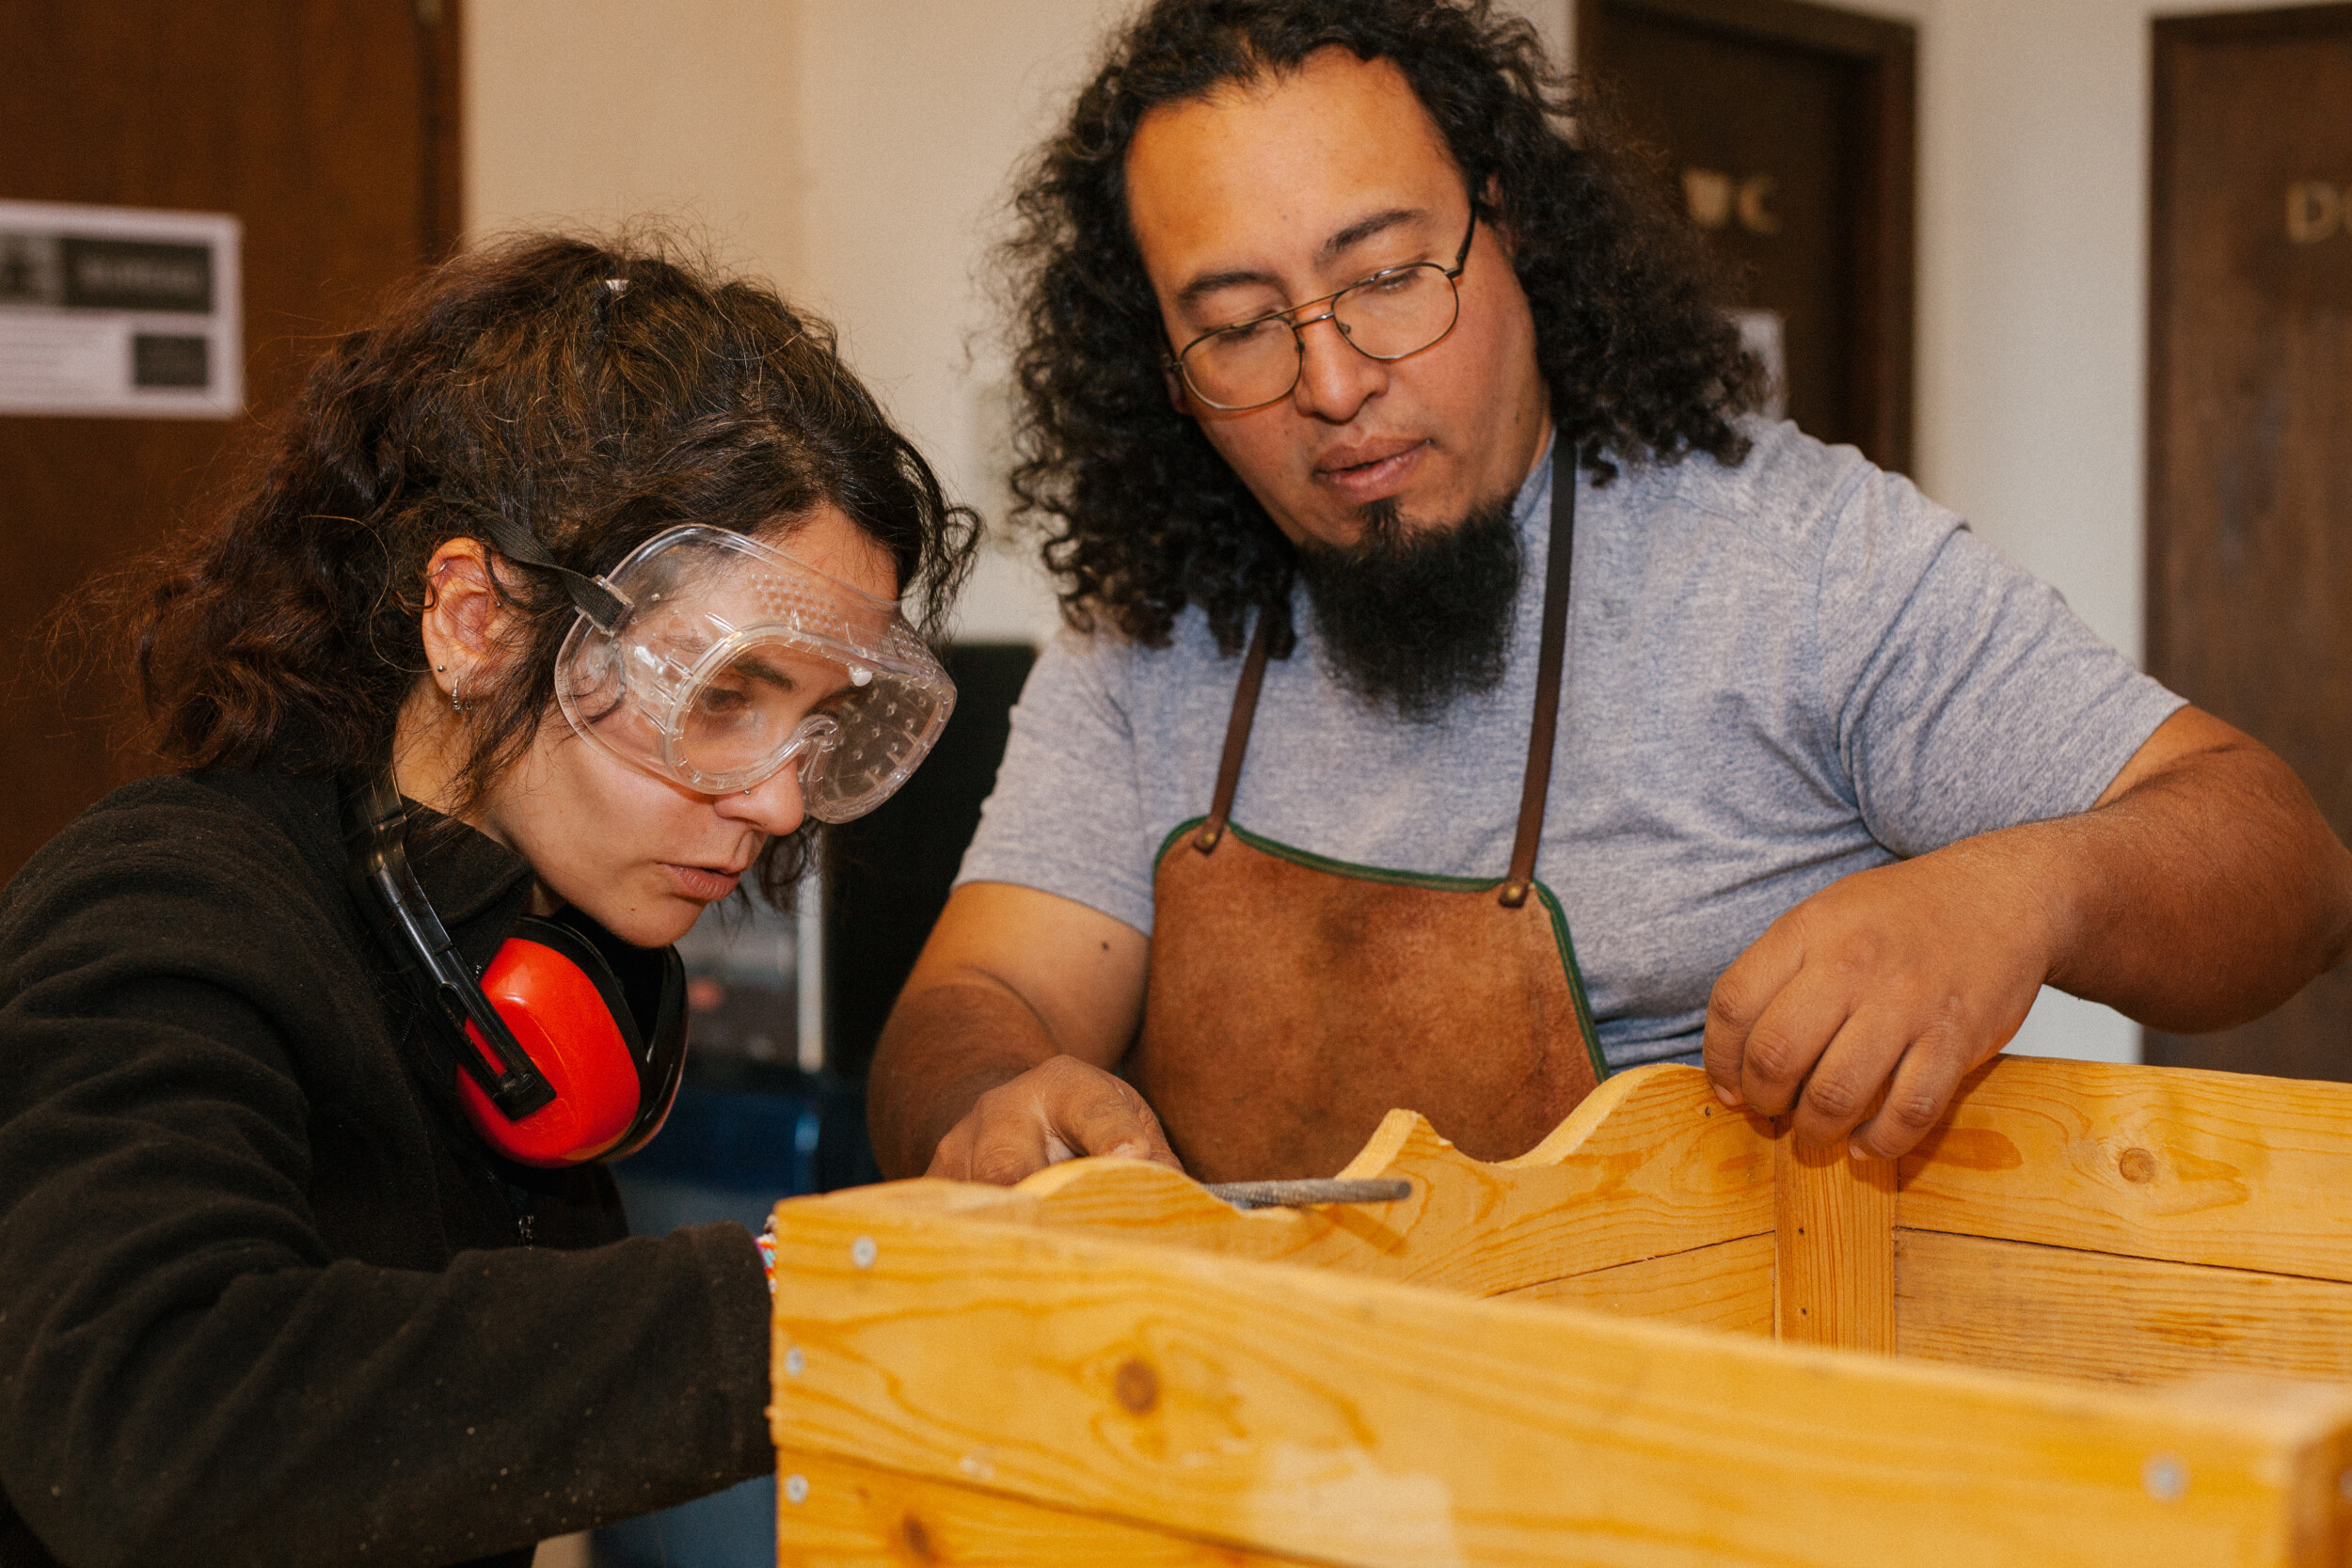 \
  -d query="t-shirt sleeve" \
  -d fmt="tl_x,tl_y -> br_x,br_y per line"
956,629 -> 1158,936
1818,471 -> 2187,858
